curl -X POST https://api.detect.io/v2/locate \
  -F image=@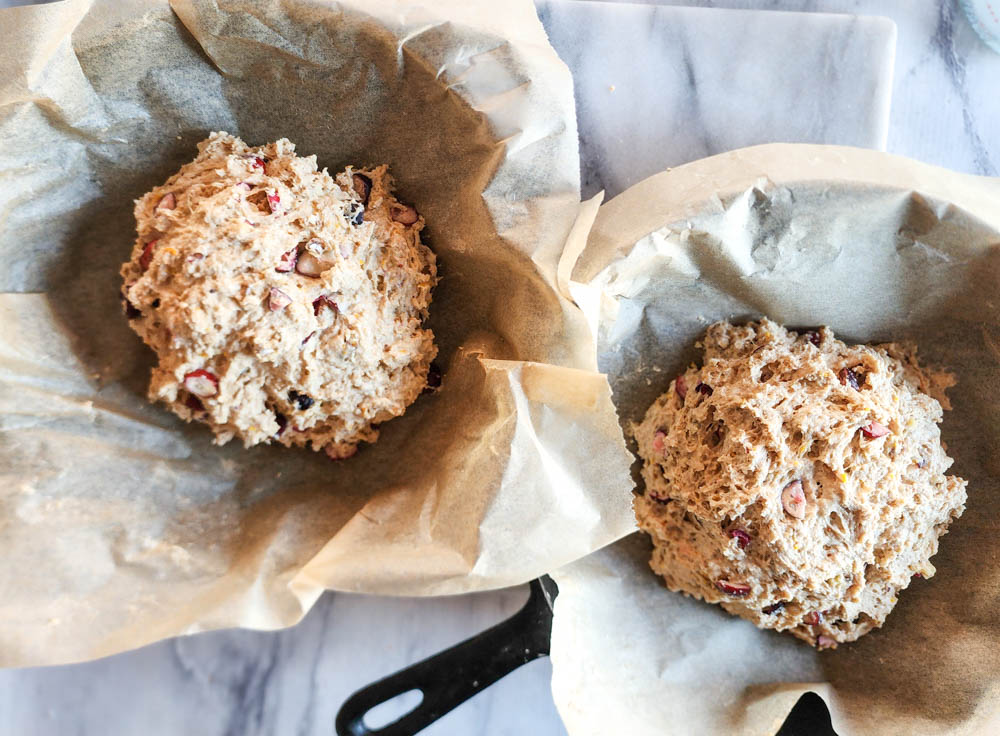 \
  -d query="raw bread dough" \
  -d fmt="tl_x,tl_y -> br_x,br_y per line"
634,319 -> 967,648
121,132 -> 437,459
